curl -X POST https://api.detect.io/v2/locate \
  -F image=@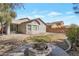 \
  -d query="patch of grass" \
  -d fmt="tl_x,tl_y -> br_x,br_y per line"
24,35 -> 52,43
23,33 -> 66,43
